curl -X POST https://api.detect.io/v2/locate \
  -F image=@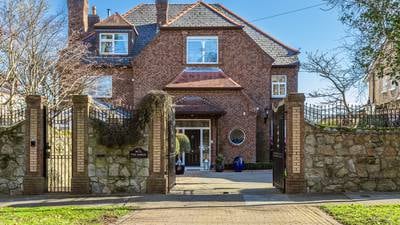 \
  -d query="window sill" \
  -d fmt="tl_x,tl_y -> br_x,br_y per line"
90,96 -> 113,99
272,96 -> 287,99
186,62 -> 219,65
99,53 -> 129,56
